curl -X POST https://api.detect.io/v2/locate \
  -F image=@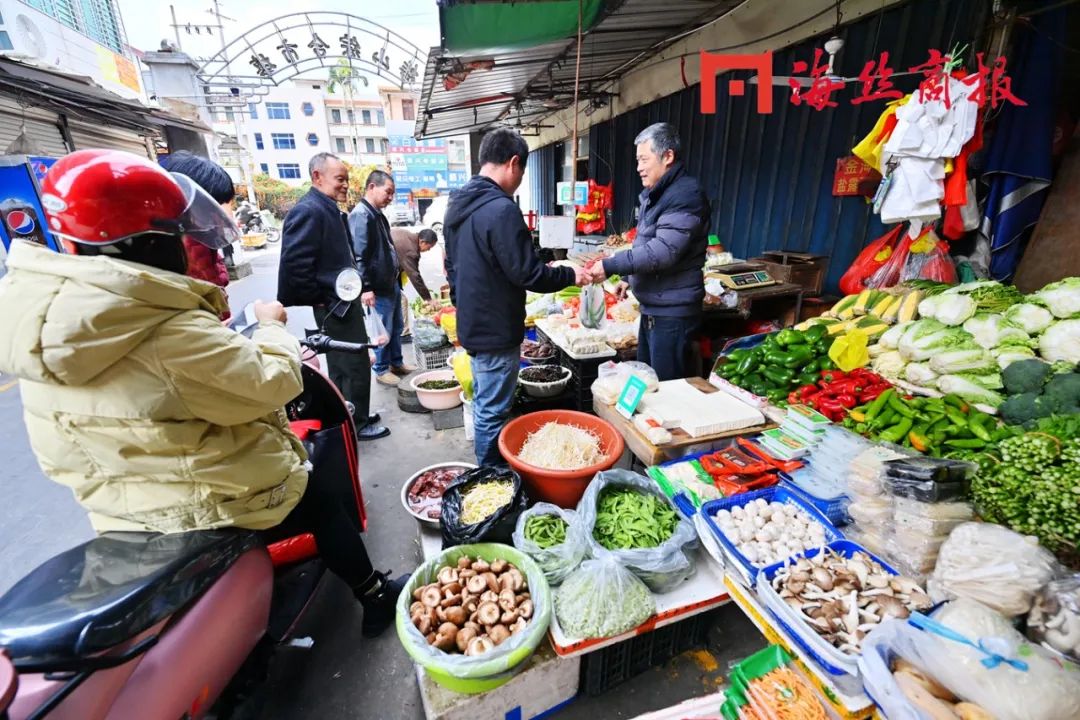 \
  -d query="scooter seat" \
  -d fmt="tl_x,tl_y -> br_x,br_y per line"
0,530 -> 260,669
